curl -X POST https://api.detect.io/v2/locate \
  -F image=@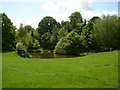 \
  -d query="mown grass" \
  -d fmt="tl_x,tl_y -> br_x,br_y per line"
2,50 -> 118,88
